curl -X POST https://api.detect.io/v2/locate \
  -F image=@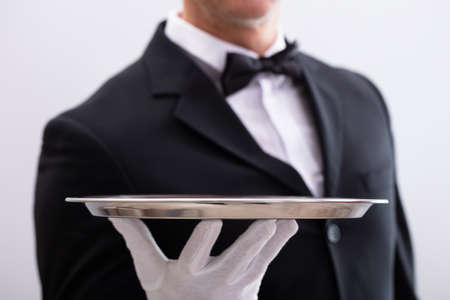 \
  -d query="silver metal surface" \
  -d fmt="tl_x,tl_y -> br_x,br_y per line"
66,195 -> 388,219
